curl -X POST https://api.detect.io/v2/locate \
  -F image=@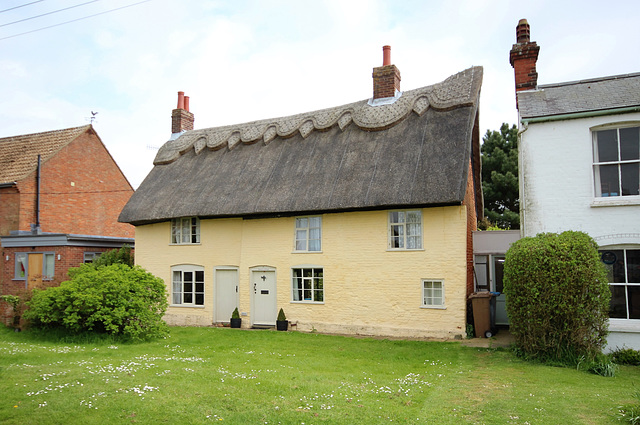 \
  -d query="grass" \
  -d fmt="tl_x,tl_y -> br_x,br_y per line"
0,326 -> 638,424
